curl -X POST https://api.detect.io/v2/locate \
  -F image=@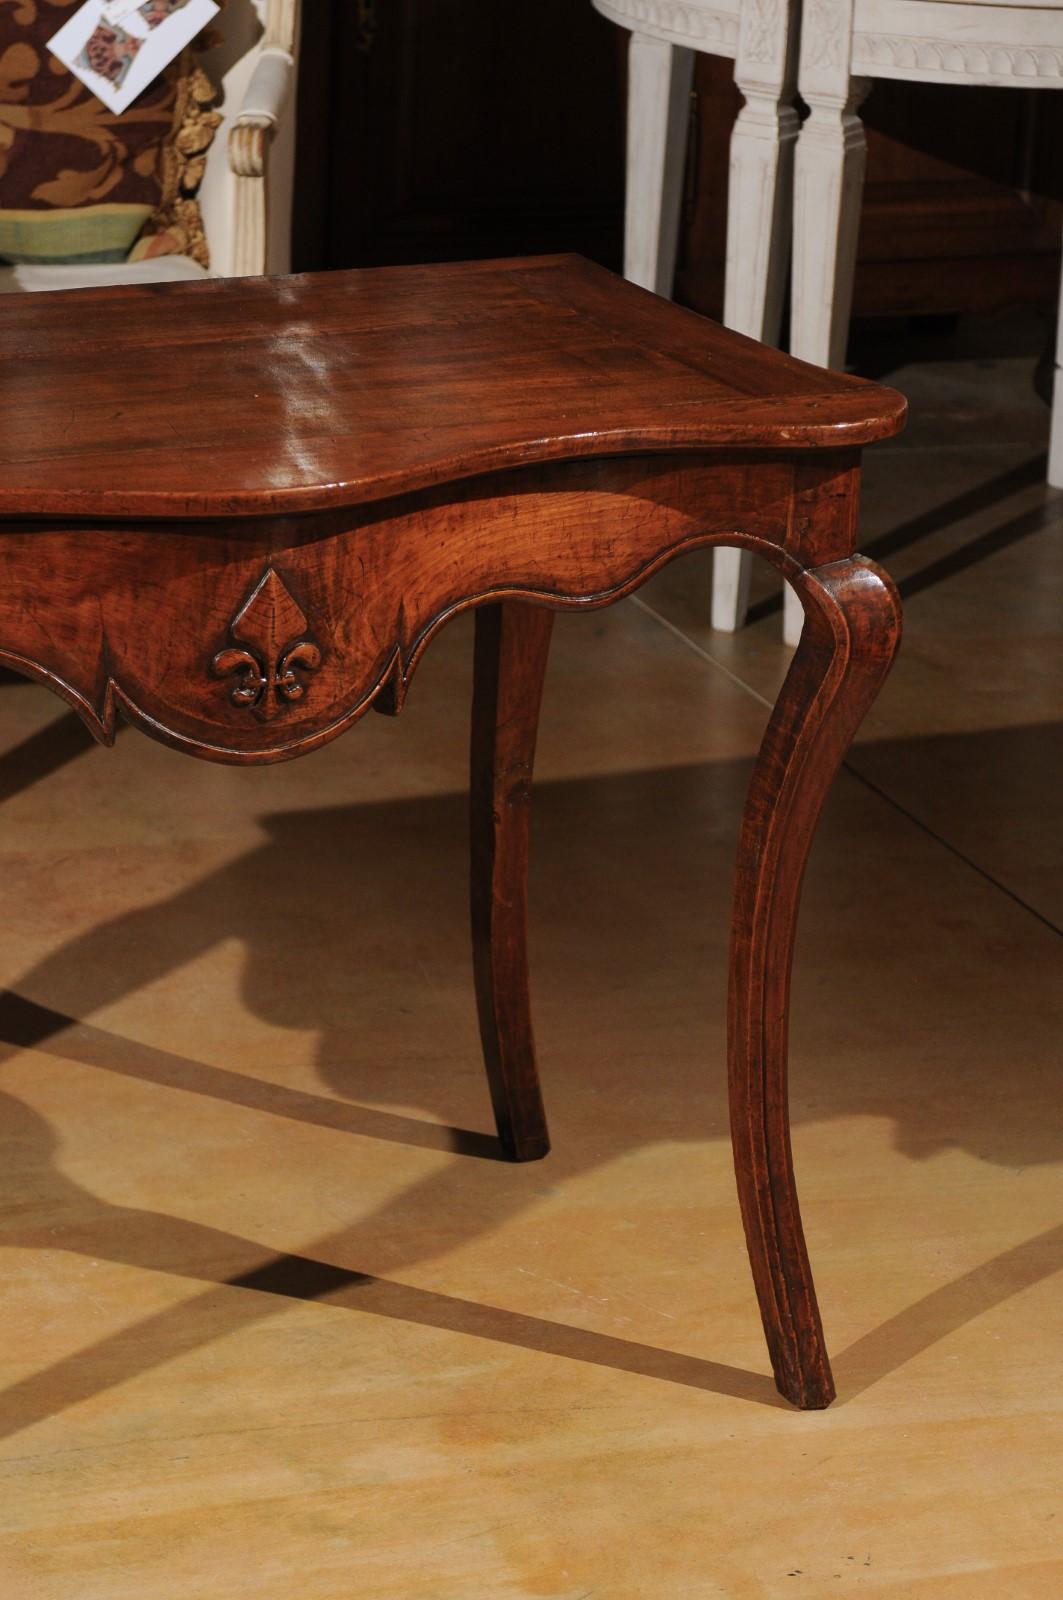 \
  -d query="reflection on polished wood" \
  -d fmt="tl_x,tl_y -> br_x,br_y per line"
0,255 -> 904,1406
